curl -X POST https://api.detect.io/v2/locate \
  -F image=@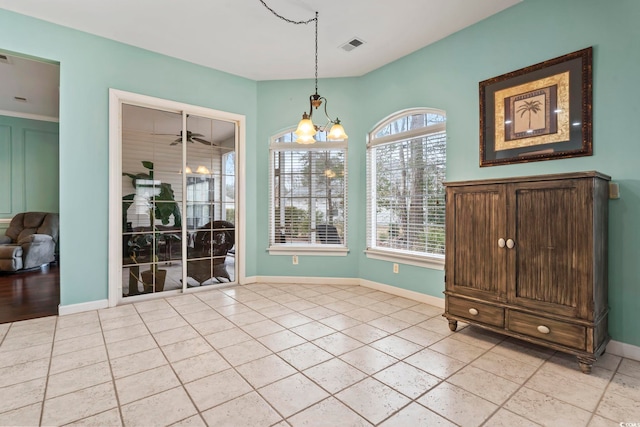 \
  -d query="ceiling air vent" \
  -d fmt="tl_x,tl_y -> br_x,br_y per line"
0,54 -> 11,64
340,37 -> 365,52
